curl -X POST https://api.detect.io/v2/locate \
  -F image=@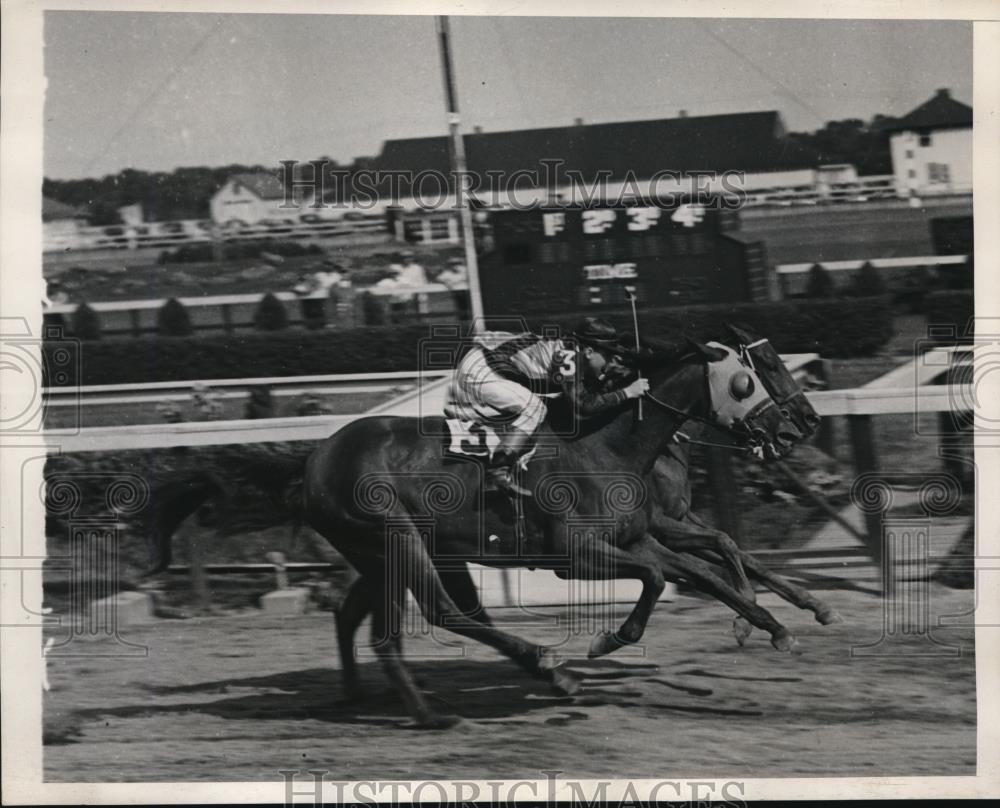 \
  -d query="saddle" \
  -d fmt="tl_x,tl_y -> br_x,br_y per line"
442,419 -> 534,555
